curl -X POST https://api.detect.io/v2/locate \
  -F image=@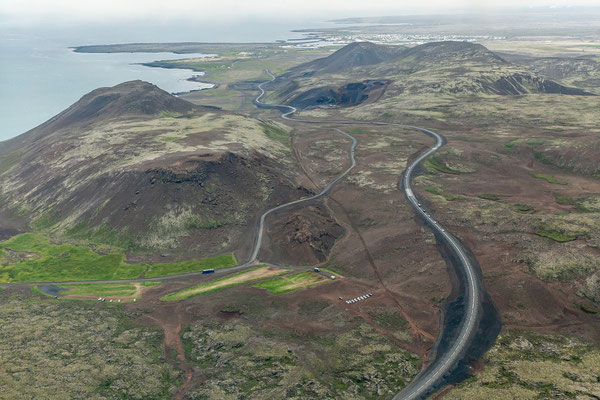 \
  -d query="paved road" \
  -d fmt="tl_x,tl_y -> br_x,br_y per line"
256,71 -> 481,399
0,79 -> 359,289
1,69 -> 482,399
248,127 -> 356,263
